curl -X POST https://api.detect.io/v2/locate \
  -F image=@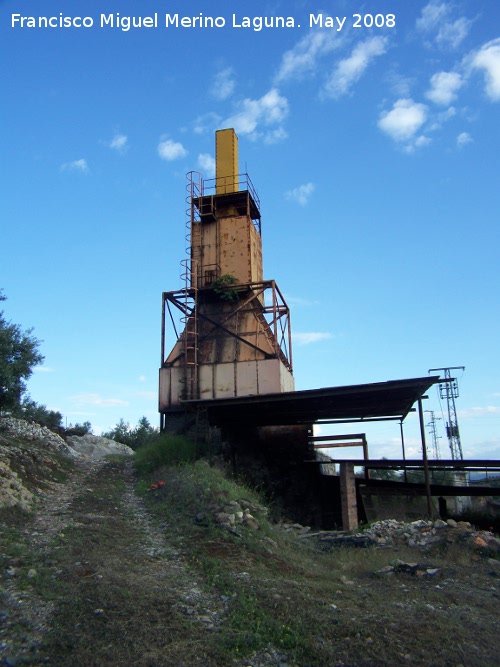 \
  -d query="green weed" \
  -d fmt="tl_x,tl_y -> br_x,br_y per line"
134,433 -> 197,473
